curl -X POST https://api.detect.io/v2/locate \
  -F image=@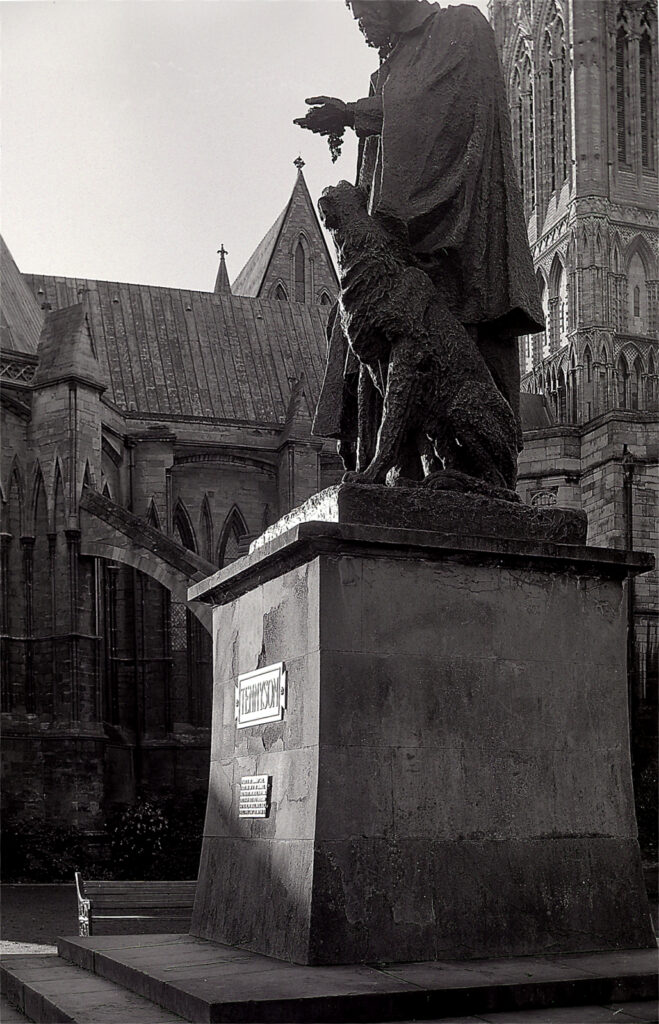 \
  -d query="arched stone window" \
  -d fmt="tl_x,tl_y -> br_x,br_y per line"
627,251 -> 649,332
531,490 -> 557,508
617,354 -> 629,408
559,39 -> 569,181
616,25 -> 629,165
274,283 -> 288,301
630,355 -> 643,410
640,28 -> 655,170
295,240 -> 306,303
584,346 -> 593,383
200,496 -> 213,562
548,255 -> 567,352
557,366 -> 567,422
511,54 -> 536,215
533,273 -> 549,363
319,291 -> 332,306
173,501 -> 197,552
146,499 -> 161,531
539,7 -> 568,196
648,350 -> 657,408
543,32 -> 556,192
633,285 -> 641,318
217,506 -> 248,569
